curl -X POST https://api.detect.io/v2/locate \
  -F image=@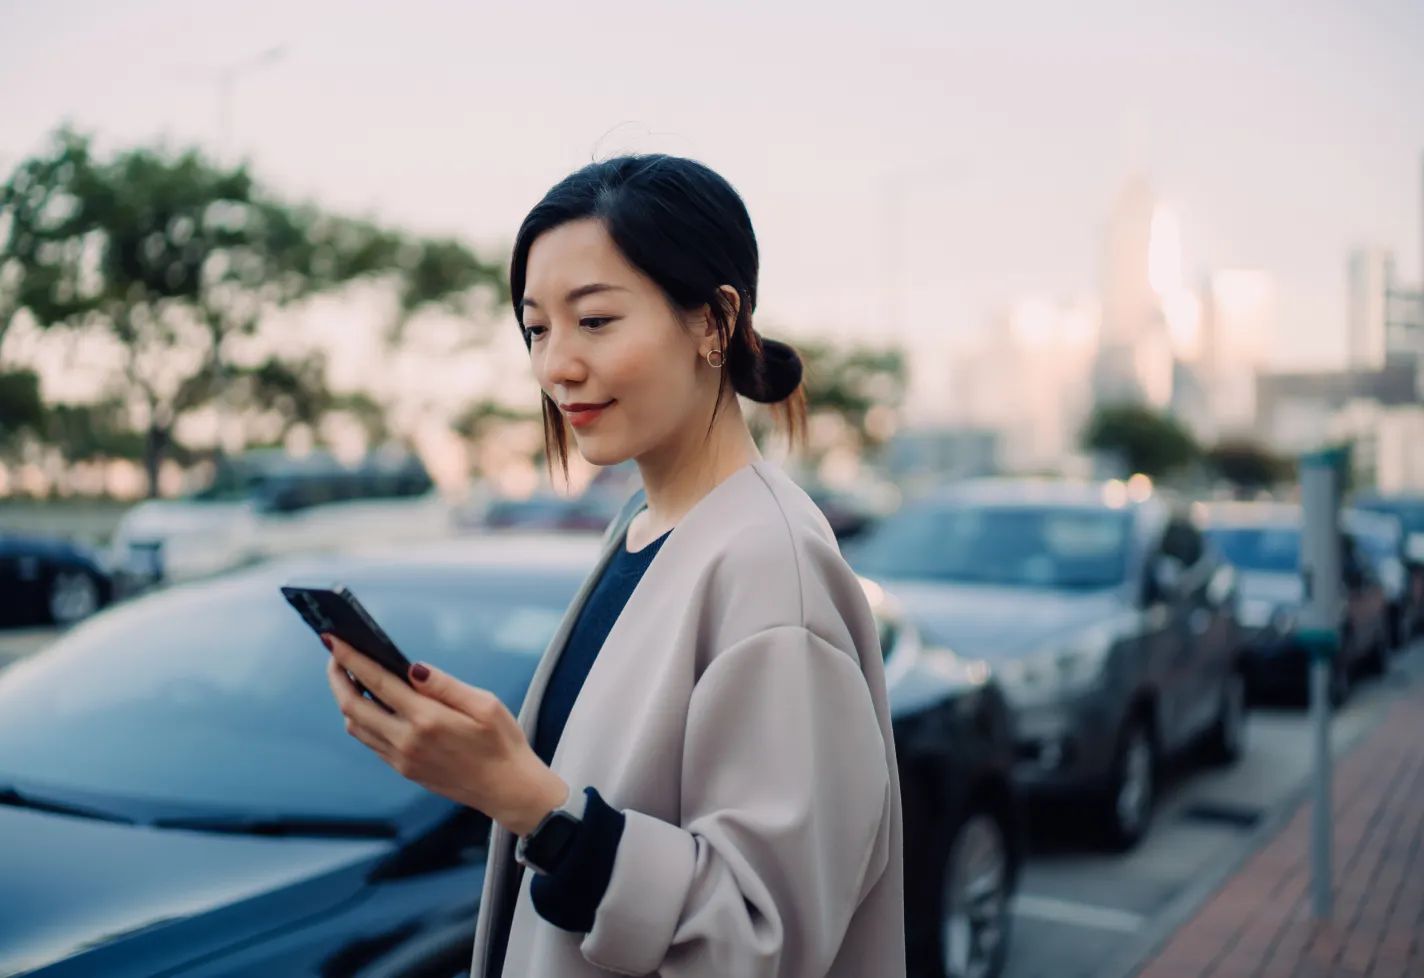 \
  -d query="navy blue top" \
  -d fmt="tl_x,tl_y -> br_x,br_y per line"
489,524 -> 667,975
532,527 -> 668,764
